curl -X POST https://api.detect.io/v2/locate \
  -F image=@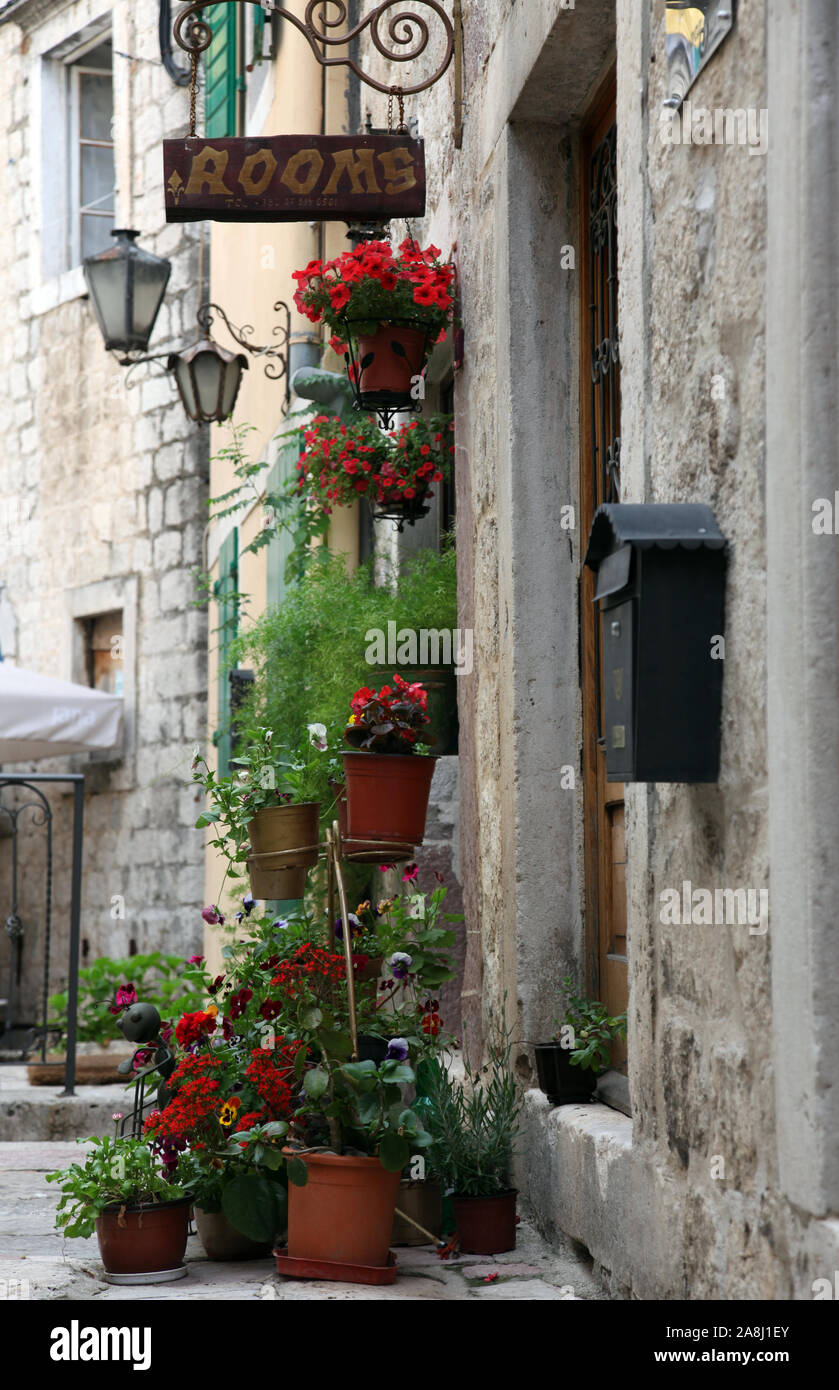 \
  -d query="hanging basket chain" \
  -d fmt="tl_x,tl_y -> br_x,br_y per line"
189,49 -> 199,137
